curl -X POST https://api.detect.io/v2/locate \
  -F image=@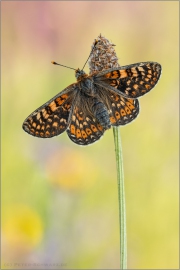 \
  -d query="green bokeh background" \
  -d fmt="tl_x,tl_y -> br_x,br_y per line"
2,1 -> 179,269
